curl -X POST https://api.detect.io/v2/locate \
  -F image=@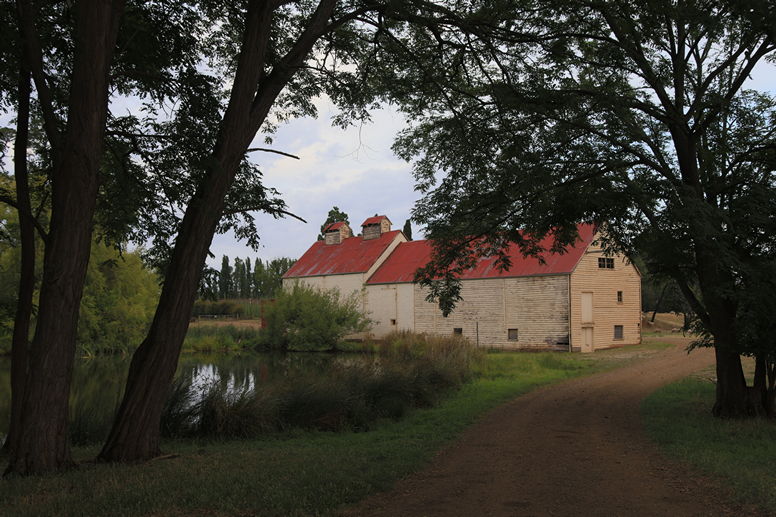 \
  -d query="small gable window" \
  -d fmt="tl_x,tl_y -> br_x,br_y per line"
598,257 -> 614,269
